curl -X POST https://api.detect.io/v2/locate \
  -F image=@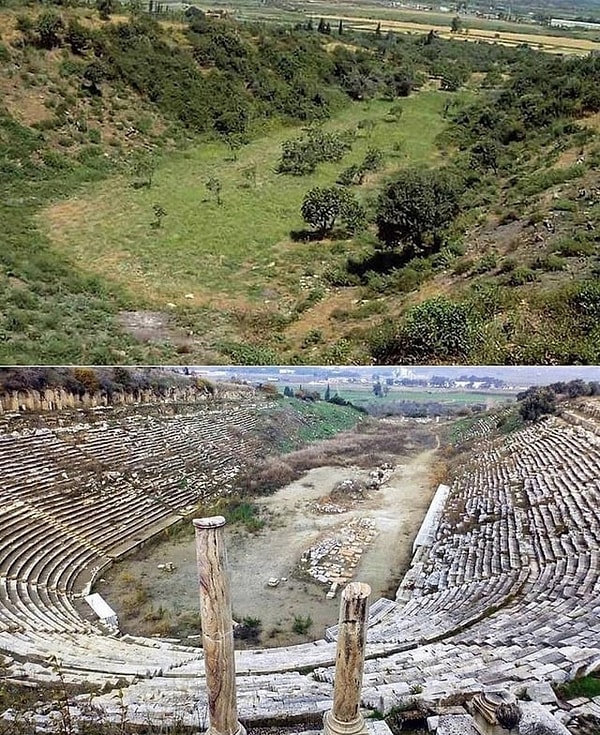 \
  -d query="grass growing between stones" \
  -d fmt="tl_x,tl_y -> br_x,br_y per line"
557,675 -> 600,700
